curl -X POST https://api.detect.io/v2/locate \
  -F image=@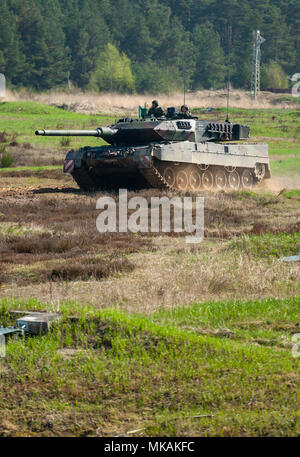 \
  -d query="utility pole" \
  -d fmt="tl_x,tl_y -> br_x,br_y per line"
251,30 -> 266,99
